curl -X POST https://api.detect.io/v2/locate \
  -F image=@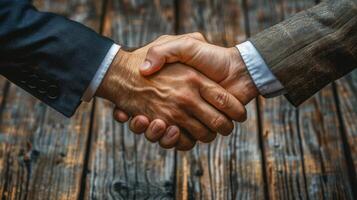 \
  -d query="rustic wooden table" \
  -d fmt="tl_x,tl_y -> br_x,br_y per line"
0,0 -> 356,199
